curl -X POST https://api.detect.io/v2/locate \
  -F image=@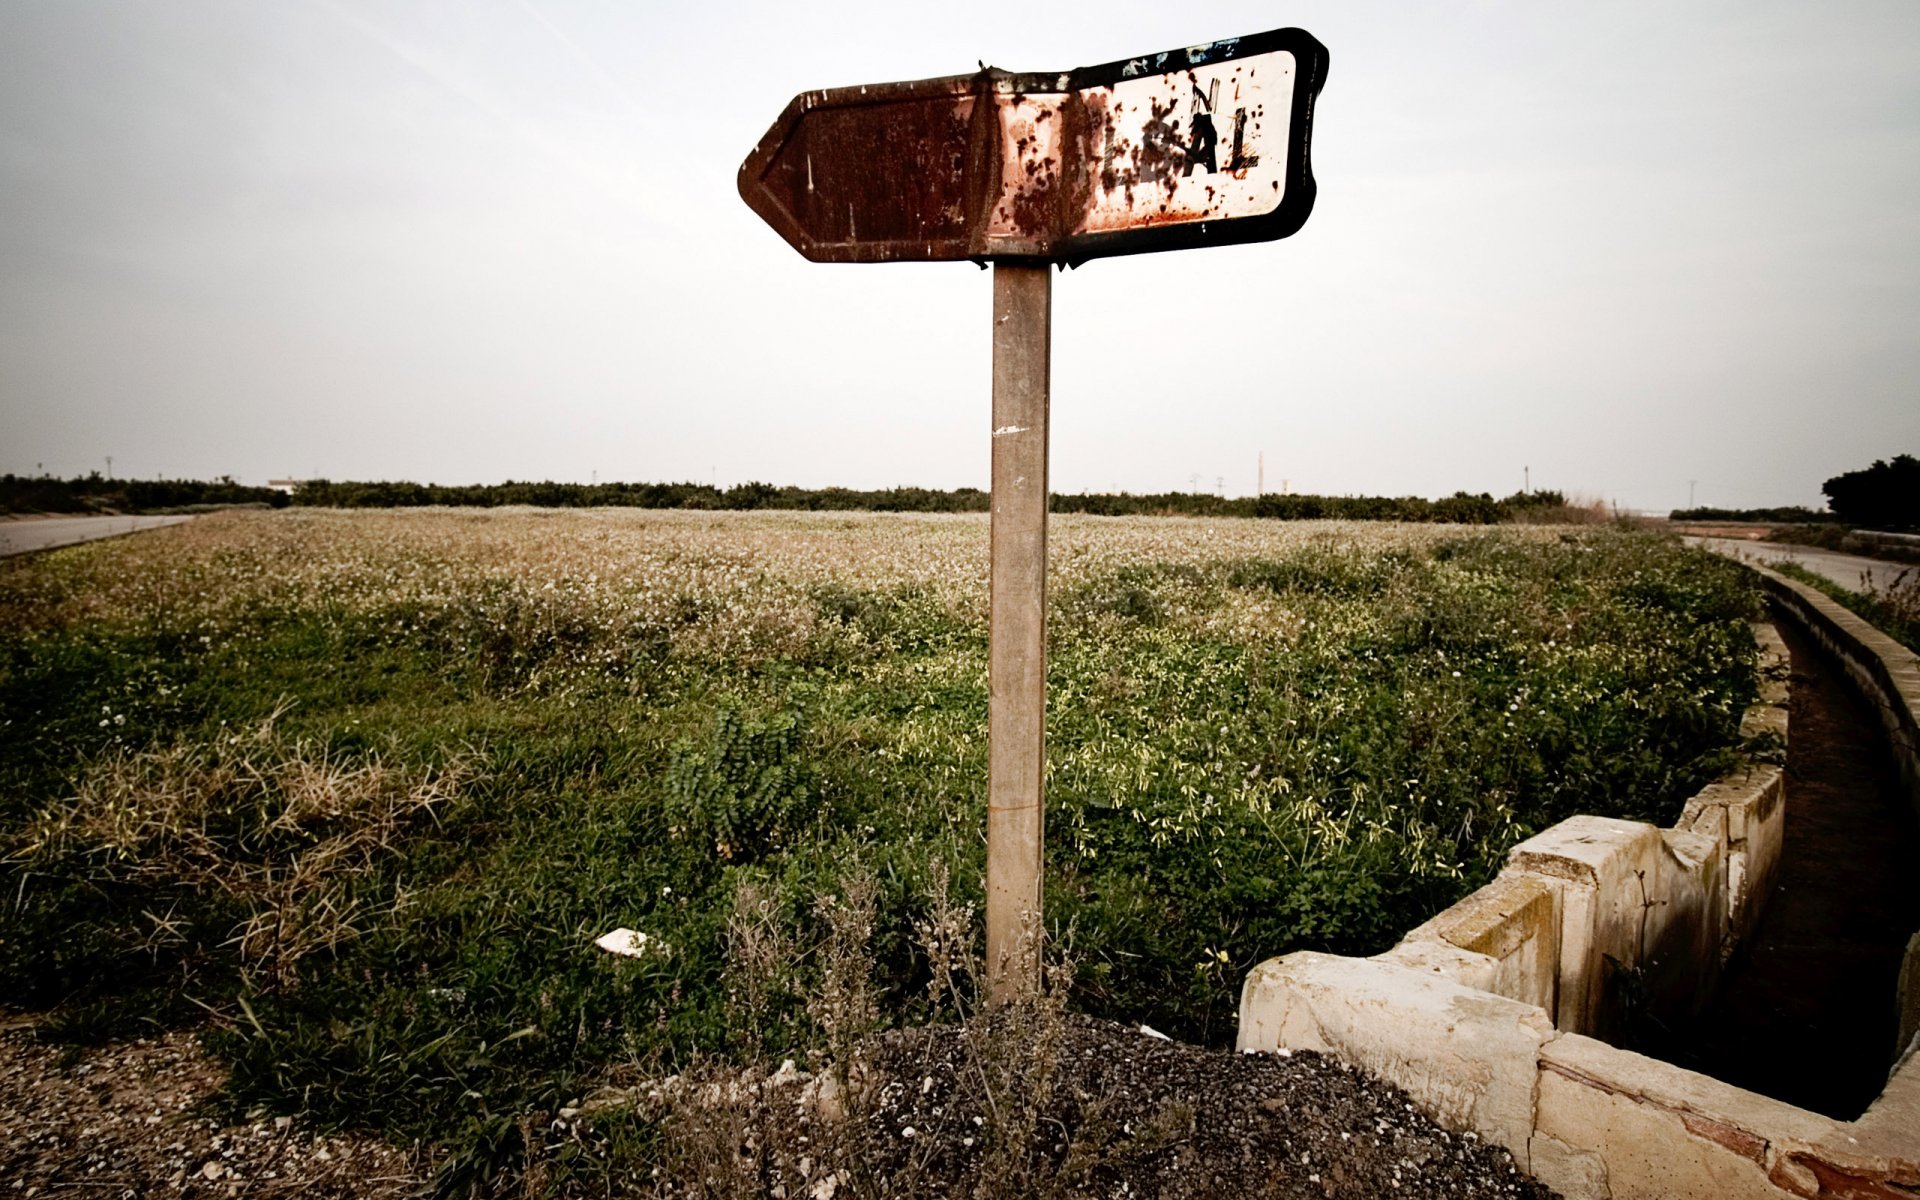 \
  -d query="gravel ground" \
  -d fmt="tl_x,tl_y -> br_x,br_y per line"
0,1019 -> 425,1198
2,1011 -> 1560,1199
638,1013 -> 1560,1199
849,1015 -> 1558,1199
